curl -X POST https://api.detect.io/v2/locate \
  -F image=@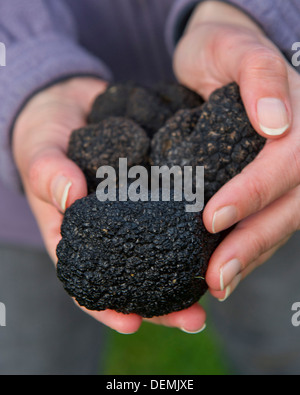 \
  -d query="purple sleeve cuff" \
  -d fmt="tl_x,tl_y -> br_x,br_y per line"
166,0 -> 300,68
222,0 -> 300,61
0,33 -> 113,191
165,0 -> 200,54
